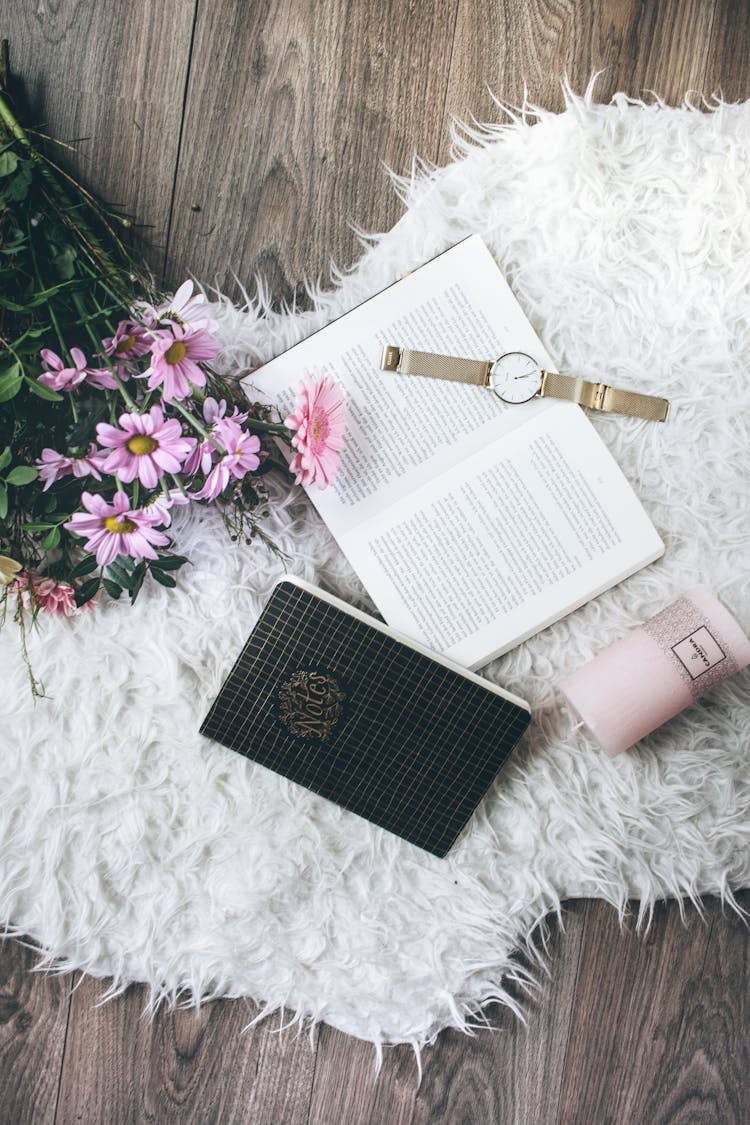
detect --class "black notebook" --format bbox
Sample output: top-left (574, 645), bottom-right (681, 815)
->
top-left (200, 578), bottom-right (531, 857)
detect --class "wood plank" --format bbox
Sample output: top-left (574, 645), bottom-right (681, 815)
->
top-left (0, 937), bottom-right (71, 1125)
top-left (705, 0), bottom-right (750, 103)
top-left (441, 0), bottom-right (715, 159)
top-left (55, 976), bottom-right (317, 1124)
top-left (557, 893), bottom-right (750, 1125)
top-left (165, 0), bottom-right (460, 300)
top-left (308, 902), bottom-right (587, 1125)
top-left (0, 0), bottom-right (197, 261)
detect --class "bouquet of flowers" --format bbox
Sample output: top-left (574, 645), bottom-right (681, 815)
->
top-left (0, 61), bottom-right (344, 659)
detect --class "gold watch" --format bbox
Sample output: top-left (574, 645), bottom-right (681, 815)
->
top-left (380, 345), bottom-right (669, 422)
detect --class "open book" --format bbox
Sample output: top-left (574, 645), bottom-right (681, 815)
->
top-left (241, 236), bottom-right (664, 669)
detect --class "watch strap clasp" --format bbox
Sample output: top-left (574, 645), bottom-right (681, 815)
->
top-left (380, 344), bottom-right (402, 372)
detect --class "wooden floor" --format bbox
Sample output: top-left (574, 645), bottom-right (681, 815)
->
top-left (2, 1), bottom-right (749, 1121)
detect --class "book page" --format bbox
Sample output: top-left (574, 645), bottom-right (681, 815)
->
top-left (338, 408), bottom-right (664, 668)
top-left (243, 235), bottom-right (561, 531)
top-left (242, 235), bottom-right (663, 666)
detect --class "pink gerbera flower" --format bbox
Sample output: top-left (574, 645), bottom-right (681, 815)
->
top-left (142, 324), bottom-right (220, 402)
top-left (38, 347), bottom-right (117, 392)
top-left (190, 418), bottom-right (261, 501)
top-left (96, 406), bottom-right (197, 490)
top-left (64, 491), bottom-right (169, 566)
top-left (284, 374), bottom-right (345, 489)
top-left (35, 444), bottom-right (105, 491)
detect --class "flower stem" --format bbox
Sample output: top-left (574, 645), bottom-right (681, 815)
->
top-left (170, 398), bottom-right (210, 440)
top-left (246, 418), bottom-right (290, 437)
top-left (71, 291), bottom-right (138, 411)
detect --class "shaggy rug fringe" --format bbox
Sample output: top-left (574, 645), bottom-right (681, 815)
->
top-left (1, 83), bottom-right (749, 1054)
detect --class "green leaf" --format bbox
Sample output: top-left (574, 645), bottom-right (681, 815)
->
top-left (129, 560), bottom-right (147, 604)
top-left (75, 577), bottom-right (100, 606)
top-left (0, 151), bottom-right (18, 177)
top-left (5, 160), bottom-right (33, 202)
top-left (106, 558), bottom-right (134, 587)
top-left (42, 525), bottom-right (61, 550)
top-left (50, 243), bottom-right (77, 281)
top-left (0, 483), bottom-right (7, 521)
top-left (72, 554), bottom-right (98, 578)
top-left (102, 578), bottom-right (123, 600)
top-left (26, 379), bottom-right (64, 403)
top-left (151, 554), bottom-right (189, 572)
top-left (5, 466), bottom-right (39, 486)
top-left (0, 447), bottom-right (11, 472)
top-left (0, 364), bottom-right (23, 402)
top-left (150, 567), bottom-right (177, 588)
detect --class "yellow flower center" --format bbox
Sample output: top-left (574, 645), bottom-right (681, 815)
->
top-left (104, 516), bottom-right (137, 535)
top-left (127, 434), bottom-right (158, 455)
top-left (164, 340), bottom-right (187, 365)
top-left (117, 334), bottom-right (136, 354)
top-left (310, 415), bottom-right (329, 446)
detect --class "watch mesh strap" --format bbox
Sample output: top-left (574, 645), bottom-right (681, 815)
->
top-left (541, 371), bottom-right (669, 422)
top-left (383, 345), bottom-right (490, 386)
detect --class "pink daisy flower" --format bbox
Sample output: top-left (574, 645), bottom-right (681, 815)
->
top-left (190, 418), bottom-right (261, 501)
top-left (35, 444), bottom-right (105, 491)
top-left (182, 397), bottom-right (249, 477)
top-left (64, 491), bottom-right (170, 566)
top-left (284, 374), bottom-right (345, 489)
top-left (134, 280), bottom-right (216, 332)
top-left (142, 324), bottom-right (220, 402)
top-left (38, 347), bottom-right (117, 392)
top-left (96, 406), bottom-right (197, 490)
top-left (102, 320), bottom-right (151, 361)
top-left (142, 487), bottom-right (191, 527)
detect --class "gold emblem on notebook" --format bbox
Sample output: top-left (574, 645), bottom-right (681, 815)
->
top-left (277, 670), bottom-right (346, 741)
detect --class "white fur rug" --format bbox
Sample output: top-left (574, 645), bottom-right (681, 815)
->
top-left (2, 87), bottom-right (750, 1052)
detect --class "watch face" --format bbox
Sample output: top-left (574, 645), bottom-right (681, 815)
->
top-left (488, 352), bottom-right (542, 403)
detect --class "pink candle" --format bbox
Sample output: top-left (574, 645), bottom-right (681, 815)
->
top-left (558, 586), bottom-right (750, 756)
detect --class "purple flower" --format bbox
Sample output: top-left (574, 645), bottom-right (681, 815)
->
top-left (142, 324), bottom-right (220, 403)
top-left (134, 280), bottom-right (215, 332)
top-left (182, 397), bottom-right (249, 477)
top-left (35, 444), bottom-right (106, 491)
top-left (64, 491), bottom-right (170, 566)
top-left (102, 320), bottom-right (151, 361)
top-left (38, 347), bottom-right (118, 392)
top-left (190, 418), bottom-right (261, 501)
top-left (96, 406), bottom-right (197, 490)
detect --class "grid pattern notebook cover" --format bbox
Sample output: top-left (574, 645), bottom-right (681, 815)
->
top-left (200, 579), bottom-right (531, 857)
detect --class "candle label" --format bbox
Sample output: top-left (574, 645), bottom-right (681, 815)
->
top-left (643, 597), bottom-right (737, 698)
